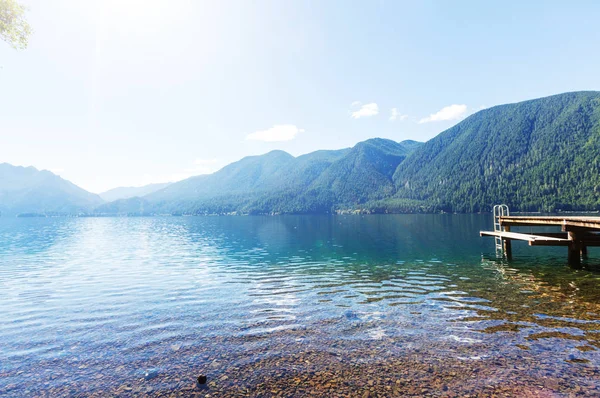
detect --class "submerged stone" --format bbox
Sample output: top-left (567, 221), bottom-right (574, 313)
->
top-left (344, 310), bottom-right (360, 320)
top-left (144, 369), bottom-right (158, 380)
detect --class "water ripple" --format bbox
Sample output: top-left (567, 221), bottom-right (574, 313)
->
top-left (0, 215), bottom-right (599, 395)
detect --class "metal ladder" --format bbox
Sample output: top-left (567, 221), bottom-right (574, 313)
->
top-left (493, 204), bottom-right (509, 255)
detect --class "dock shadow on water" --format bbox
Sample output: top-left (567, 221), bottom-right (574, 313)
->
top-left (0, 214), bottom-right (599, 396)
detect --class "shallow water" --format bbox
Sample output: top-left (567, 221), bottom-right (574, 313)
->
top-left (0, 215), bottom-right (599, 396)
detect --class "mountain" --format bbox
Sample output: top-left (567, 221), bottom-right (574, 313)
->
top-left (391, 91), bottom-right (600, 212)
top-left (0, 164), bottom-right (104, 216)
top-left (307, 138), bottom-right (416, 204)
top-left (147, 150), bottom-right (296, 203)
top-left (13, 91), bottom-right (600, 217)
top-left (99, 182), bottom-right (172, 202)
top-left (94, 139), bottom-right (423, 215)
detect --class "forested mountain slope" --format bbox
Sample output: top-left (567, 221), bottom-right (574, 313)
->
top-left (95, 139), bottom-right (422, 215)
top-left (307, 138), bottom-right (417, 204)
top-left (237, 138), bottom-right (421, 214)
top-left (392, 91), bottom-right (600, 212)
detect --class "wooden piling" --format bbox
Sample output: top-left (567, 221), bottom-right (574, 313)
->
top-left (567, 231), bottom-right (582, 268)
top-left (581, 245), bottom-right (588, 258)
top-left (503, 225), bottom-right (512, 260)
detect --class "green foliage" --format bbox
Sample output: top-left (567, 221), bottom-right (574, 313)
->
top-left (306, 138), bottom-right (415, 205)
top-left (360, 198), bottom-right (445, 214)
top-left (393, 91), bottom-right (600, 213)
top-left (0, 0), bottom-right (31, 50)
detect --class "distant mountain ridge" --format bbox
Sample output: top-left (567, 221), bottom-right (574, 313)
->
top-left (0, 164), bottom-right (104, 216)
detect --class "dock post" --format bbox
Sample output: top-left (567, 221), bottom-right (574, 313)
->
top-left (581, 245), bottom-right (588, 259)
top-left (567, 231), bottom-right (582, 268)
top-left (503, 225), bottom-right (512, 260)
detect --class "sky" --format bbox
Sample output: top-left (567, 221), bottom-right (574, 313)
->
top-left (1, 0), bottom-right (600, 193)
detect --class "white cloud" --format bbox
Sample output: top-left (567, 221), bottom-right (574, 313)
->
top-left (246, 125), bottom-right (304, 142)
top-left (389, 108), bottom-right (408, 121)
top-left (351, 102), bottom-right (379, 119)
top-left (419, 104), bottom-right (468, 124)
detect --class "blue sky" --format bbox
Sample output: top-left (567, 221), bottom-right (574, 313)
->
top-left (2, 0), bottom-right (599, 193)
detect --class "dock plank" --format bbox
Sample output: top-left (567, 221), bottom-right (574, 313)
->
top-left (479, 230), bottom-right (570, 242)
top-left (499, 216), bottom-right (600, 230)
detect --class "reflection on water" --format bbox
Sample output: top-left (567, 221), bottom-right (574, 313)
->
top-left (0, 215), bottom-right (599, 396)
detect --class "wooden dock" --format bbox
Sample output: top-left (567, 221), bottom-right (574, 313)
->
top-left (480, 211), bottom-right (600, 266)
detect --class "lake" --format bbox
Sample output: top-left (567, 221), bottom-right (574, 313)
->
top-left (0, 215), bottom-right (599, 396)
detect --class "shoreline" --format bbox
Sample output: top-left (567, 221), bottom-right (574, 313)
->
top-left (5, 209), bottom-right (600, 218)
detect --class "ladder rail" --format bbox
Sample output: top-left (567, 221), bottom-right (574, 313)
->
top-left (492, 205), bottom-right (510, 255)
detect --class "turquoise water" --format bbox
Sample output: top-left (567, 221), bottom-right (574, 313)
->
top-left (0, 215), bottom-right (599, 396)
